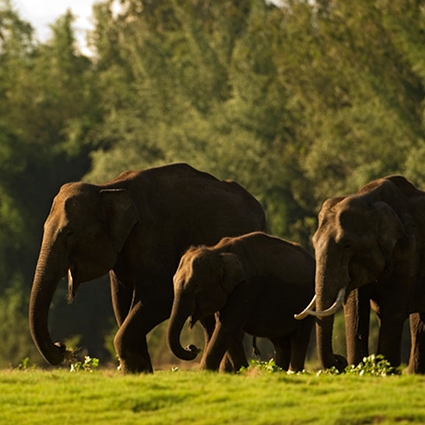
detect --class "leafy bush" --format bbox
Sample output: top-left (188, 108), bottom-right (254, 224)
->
top-left (239, 359), bottom-right (301, 375)
top-left (318, 355), bottom-right (399, 377)
top-left (61, 346), bottom-right (100, 372)
top-left (69, 356), bottom-right (100, 373)
top-left (17, 357), bottom-right (37, 371)
top-left (240, 355), bottom-right (398, 377)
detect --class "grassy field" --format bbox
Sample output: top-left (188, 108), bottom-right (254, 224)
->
top-left (1, 364), bottom-right (425, 425)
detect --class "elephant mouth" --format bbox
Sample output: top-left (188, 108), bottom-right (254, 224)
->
top-left (189, 312), bottom-right (200, 329)
top-left (189, 299), bottom-right (203, 329)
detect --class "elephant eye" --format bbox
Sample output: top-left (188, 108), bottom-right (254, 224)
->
top-left (61, 227), bottom-right (75, 243)
top-left (338, 237), bottom-right (352, 250)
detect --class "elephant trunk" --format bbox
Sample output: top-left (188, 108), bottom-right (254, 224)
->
top-left (316, 315), bottom-right (339, 369)
top-left (314, 264), bottom-right (349, 372)
top-left (28, 249), bottom-right (67, 365)
top-left (167, 291), bottom-right (200, 361)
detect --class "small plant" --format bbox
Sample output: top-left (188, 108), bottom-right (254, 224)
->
top-left (317, 366), bottom-right (341, 376)
top-left (239, 359), bottom-right (311, 375)
top-left (317, 354), bottom-right (398, 376)
top-left (239, 359), bottom-right (283, 374)
top-left (63, 346), bottom-right (80, 364)
top-left (62, 346), bottom-right (100, 372)
top-left (69, 355), bottom-right (100, 373)
top-left (17, 357), bottom-right (37, 371)
top-left (345, 354), bottom-right (398, 376)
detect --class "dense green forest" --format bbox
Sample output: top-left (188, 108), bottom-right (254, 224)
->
top-left (1, 0), bottom-right (425, 368)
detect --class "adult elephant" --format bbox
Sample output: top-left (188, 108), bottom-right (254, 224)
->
top-left (167, 232), bottom-right (315, 372)
top-left (29, 163), bottom-right (267, 373)
top-left (296, 175), bottom-right (425, 373)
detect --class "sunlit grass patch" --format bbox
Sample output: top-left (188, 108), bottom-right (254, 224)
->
top-left (0, 367), bottom-right (424, 424)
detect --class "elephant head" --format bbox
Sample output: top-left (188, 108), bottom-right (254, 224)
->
top-left (167, 246), bottom-right (245, 361)
top-left (29, 182), bottom-right (138, 365)
top-left (296, 193), bottom-right (404, 369)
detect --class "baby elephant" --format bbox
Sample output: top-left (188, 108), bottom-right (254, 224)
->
top-left (167, 231), bottom-right (315, 372)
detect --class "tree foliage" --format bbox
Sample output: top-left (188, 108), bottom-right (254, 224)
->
top-left (0, 0), bottom-right (424, 366)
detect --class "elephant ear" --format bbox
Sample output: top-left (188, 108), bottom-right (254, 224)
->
top-left (220, 252), bottom-right (246, 294)
top-left (374, 201), bottom-right (404, 261)
top-left (99, 189), bottom-right (139, 253)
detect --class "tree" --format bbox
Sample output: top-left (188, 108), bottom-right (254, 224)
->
top-left (274, 0), bottom-right (425, 203)
top-left (0, 3), bottom-right (104, 365)
top-left (1, 0), bottom-right (425, 367)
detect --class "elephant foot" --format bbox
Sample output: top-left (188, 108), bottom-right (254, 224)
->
top-left (321, 352), bottom-right (348, 373)
top-left (333, 354), bottom-right (348, 372)
top-left (219, 355), bottom-right (237, 373)
top-left (408, 357), bottom-right (425, 375)
top-left (118, 353), bottom-right (154, 374)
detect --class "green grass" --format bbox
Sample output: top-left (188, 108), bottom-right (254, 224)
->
top-left (1, 367), bottom-right (425, 425)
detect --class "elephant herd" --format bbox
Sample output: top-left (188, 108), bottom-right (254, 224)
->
top-left (28, 163), bottom-right (425, 374)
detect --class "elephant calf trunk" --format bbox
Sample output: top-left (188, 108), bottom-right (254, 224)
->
top-left (167, 326), bottom-right (201, 361)
top-left (167, 293), bottom-right (201, 361)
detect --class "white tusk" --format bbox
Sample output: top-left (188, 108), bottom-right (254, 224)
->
top-left (294, 295), bottom-right (317, 320)
top-left (67, 269), bottom-right (75, 303)
top-left (303, 287), bottom-right (346, 318)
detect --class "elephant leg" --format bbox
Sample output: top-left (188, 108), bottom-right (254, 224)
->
top-left (114, 284), bottom-right (173, 374)
top-left (200, 322), bottom-right (237, 371)
top-left (220, 331), bottom-right (248, 372)
top-left (200, 316), bottom-right (229, 370)
top-left (288, 317), bottom-right (314, 372)
top-left (114, 300), bottom-right (153, 373)
top-left (270, 337), bottom-right (290, 370)
top-left (201, 316), bottom-right (247, 372)
top-left (377, 274), bottom-right (412, 369)
top-left (344, 286), bottom-right (372, 365)
top-left (199, 315), bottom-right (215, 365)
top-left (377, 315), bottom-right (404, 369)
top-left (110, 271), bottom-right (134, 326)
top-left (408, 312), bottom-right (425, 374)
top-left (200, 316), bottom-right (230, 371)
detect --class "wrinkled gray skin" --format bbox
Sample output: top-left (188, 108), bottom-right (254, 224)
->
top-left (299, 175), bottom-right (425, 373)
top-left (167, 232), bottom-right (315, 372)
top-left (29, 163), bottom-right (267, 373)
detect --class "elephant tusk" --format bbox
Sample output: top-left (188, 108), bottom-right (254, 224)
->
top-left (303, 287), bottom-right (346, 318)
top-left (67, 269), bottom-right (76, 303)
top-left (294, 295), bottom-right (317, 320)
